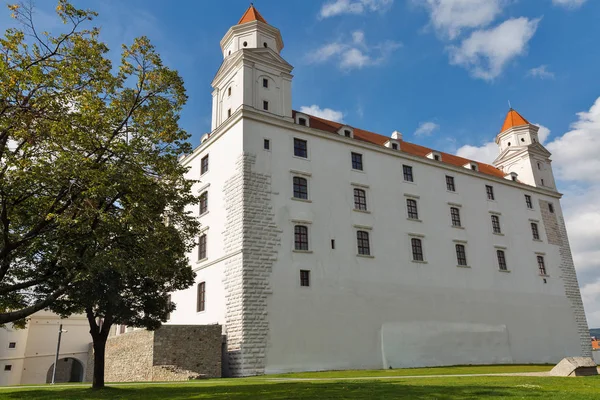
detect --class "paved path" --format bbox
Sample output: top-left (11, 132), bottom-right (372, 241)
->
top-left (0, 371), bottom-right (555, 390)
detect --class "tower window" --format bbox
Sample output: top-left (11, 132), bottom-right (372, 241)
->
top-left (263, 78), bottom-right (269, 88)
top-left (331, 239), bottom-right (335, 249)
top-left (411, 238), bottom-right (424, 261)
top-left (201, 155), bottom-right (209, 175)
top-left (507, 142), bottom-right (511, 146)
top-left (406, 199), bottom-right (419, 220)
top-left (521, 138), bottom-right (525, 142)
top-left (351, 152), bottom-right (363, 170)
top-left (243, 41), bottom-right (248, 47)
top-left (548, 203), bottom-right (554, 213)
top-left (455, 244), bottom-right (468, 266)
top-left (531, 223), bottom-right (540, 240)
top-left (357, 230), bottom-right (371, 256)
top-left (497, 250), bottom-right (507, 271)
top-left (228, 87), bottom-right (231, 96)
top-left (293, 176), bottom-right (308, 199)
top-left (491, 215), bottom-right (502, 234)
top-left (294, 225), bottom-right (309, 251)
top-left (300, 270), bottom-right (310, 287)
top-left (263, 101), bottom-right (269, 111)
top-left (537, 162), bottom-right (541, 170)
top-left (227, 108), bottom-right (231, 118)
top-left (537, 255), bottom-right (547, 275)
top-left (403, 165), bottom-right (413, 182)
top-left (263, 42), bottom-right (268, 48)
top-left (197, 282), bottom-right (205, 312)
top-left (228, 50), bottom-right (231, 55)
top-left (264, 138), bottom-right (270, 150)
top-left (541, 178), bottom-right (545, 186)
top-left (4, 365), bottom-right (12, 371)
top-left (353, 188), bottom-right (367, 211)
top-left (8, 342), bottom-right (16, 349)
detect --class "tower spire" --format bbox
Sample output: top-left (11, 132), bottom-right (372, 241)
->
top-left (238, 4), bottom-right (268, 25)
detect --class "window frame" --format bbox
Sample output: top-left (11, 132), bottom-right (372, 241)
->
top-left (525, 194), bottom-right (533, 209)
top-left (450, 207), bottom-right (461, 227)
top-left (294, 225), bottom-right (309, 251)
top-left (356, 230), bottom-right (371, 256)
top-left (548, 203), bottom-right (554, 213)
top-left (406, 198), bottom-right (419, 220)
top-left (446, 175), bottom-right (455, 192)
top-left (263, 78), bottom-right (269, 88)
top-left (497, 249), bottom-right (508, 271)
top-left (351, 152), bottom-right (363, 171)
top-left (298, 117), bottom-right (307, 126)
top-left (531, 222), bottom-right (540, 240)
top-left (403, 165), bottom-right (414, 182)
top-left (353, 188), bottom-right (367, 211)
top-left (300, 270), bottom-right (310, 287)
top-left (4, 365), bottom-right (12, 371)
top-left (292, 176), bottom-right (309, 200)
top-left (199, 191), bottom-right (208, 215)
top-left (485, 185), bottom-right (495, 200)
top-left (8, 342), bottom-right (16, 349)
top-left (411, 238), bottom-right (424, 261)
top-left (537, 255), bottom-right (547, 276)
top-left (198, 233), bottom-right (207, 260)
top-left (197, 282), bottom-right (206, 312)
top-left (263, 138), bottom-right (270, 150)
top-left (293, 138), bottom-right (308, 158)
top-left (491, 214), bottom-right (502, 234)
top-left (455, 244), bottom-right (468, 266)
top-left (201, 155), bottom-right (209, 175)
top-left (263, 100), bottom-right (269, 111)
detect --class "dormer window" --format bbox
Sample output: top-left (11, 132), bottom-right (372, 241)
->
top-left (426, 151), bottom-right (442, 161)
top-left (295, 113), bottom-right (310, 127)
top-left (504, 172), bottom-right (518, 182)
top-left (344, 130), bottom-right (351, 137)
top-left (463, 162), bottom-right (478, 171)
top-left (338, 126), bottom-right (354, 138)
top-left (392, 143), bottom-right (398, 150)
top-left (298, 117), bottom-right (307, 126)
top-left (263, 78), bottom-right (269, 88)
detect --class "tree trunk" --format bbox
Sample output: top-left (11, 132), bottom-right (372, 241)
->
top-left (92, 335), bottom-right (107, 389)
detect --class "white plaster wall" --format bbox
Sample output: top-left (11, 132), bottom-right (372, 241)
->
top-left (168, 119), bottom-right (244, 327)
top-left (0, 324), bottom-right (28, 386)
top-left (594, 351), bottom-right (599, 365)
top-left (244, 117), bottom-right (583, 373)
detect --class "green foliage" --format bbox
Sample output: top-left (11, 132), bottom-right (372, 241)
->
top-left (0, 0), bottom-right (199, 330)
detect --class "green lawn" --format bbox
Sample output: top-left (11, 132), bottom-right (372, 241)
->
top-left (2, 365), bottom-right (599, 399)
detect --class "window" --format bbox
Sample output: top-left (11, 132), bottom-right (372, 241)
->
top-left (471, 164), bottom-right (478, 172)
top-left (525, 195), bottom-right (533, 209)
top-left (403, 165), bottom-right (413, 182)
top-left (8, 342), bottom-right (16, 349)
top-left (450, 207), bottom-right (461, 227)
top-left (497, 250), bottom-right (507, 271)
top-left (228, 87), bottom-right (231, 96)
top-left (537, 255), bottom-right (547, 275)
top-left (227, 108), bottom-right (231, 118)
top-left (198, 234), bottom-right (207, 260)
top-left (446, 176), bottom-right (455, 192)
top-left (119, 324), bottom-right (126, 334)
top-left (537, 162), bottom-right (541, 170)
top-left (197, 282), bottom-right (205, 312)
top-left (411, 238), bottom-right (424, 261)
top-left (4, 365), bottom-right (12, 371)
top-left (243, 41), bottom-right (248, 47)
top-left (406, 199), bottom-right (419, 220)
top-left (264, 138), bottom-right (270, 150)
top-left (357, 230), bottom-right (371, 256)
top-left (541, 178), bottom-right (544, 186)
top-left (351, 152), bottom-right (363, 170)
top-left (392, 143), bottom-right (399, 150)
top-left (199, 192), bottom-right (208, 215)
top-left (298, 117), bottom-right (307, 126)
top-left (455, 244), bottom-right (467, 266)
top-left (353, 188), bottom-right (367, 211)
top-left (531, 222), bottom-right (540, 240)
top-left (434, 154), bottom-right (440, 161)
top-left (294, 225), bottom-right (309, 251)
top-left (263, 100), bottom-right (269, 111)
top-left (263, 78), bottom-right (269, 88)
top-left (294, 138), bottom-right (307, 158)
top-left (300, 270), bottom-right (310, 287)
top-left (331, 239), bottom-right (335, 249)
top-left (201, 155), bottom-right (209, 175)
top-left (548, 203), bottom-right (554, 213)
top-left (344, 130), bottom-right (351, 137)
top-left (263, 42), bottom-right (268, 48)
top-left (485, 185), bottom-right (494, 200)
top-left (491, 215), bottom-right (502, 234)
top-left (292, 176), bottom-right (308, 199)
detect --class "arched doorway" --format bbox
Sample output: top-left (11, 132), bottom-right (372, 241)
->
top-left (45, 357), bottom-right (84, 383)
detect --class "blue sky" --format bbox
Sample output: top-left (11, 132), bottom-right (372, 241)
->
top-left (2, 0), bottom-right (600, 327)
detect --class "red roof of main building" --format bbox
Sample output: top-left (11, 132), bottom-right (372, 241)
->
top-left (238, 4), bottom-right (268, 25)
top-left (293, 111), bottom-right (507, 179)
top-left (501, 108), bottom-right (530, 133)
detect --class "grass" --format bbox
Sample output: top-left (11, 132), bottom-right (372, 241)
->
top-left (1, 365), bottom-right (599, 399)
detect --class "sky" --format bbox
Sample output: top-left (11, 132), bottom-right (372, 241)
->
top-left (2, 0), bottom-right (600, 328)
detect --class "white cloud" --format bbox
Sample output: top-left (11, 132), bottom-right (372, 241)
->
top-left (414, 121), bottom-right (440, 136)
top-left (417, 0), bottom-right (504, 39)
top-left (528, 65), bottom-right (555, 79)
top-left (307, 31), bottom-right (401, 70)
top-left (455, 98), bottom-right (600, 327)
top-left (299, 105), bottom-right (345, 123)
top-left (448, 17), bottom-right (540, 80)
top-left (319, 0), bottom-right (393, 18)
top-left (552, 0), bottom-right (587, 9)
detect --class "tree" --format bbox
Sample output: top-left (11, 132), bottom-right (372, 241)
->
top-left (0, 1), bottom-right (200, 388)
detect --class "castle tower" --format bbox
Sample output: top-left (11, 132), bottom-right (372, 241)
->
top-left (493, 108), bottom-right (557, 190)
top-left (210, 4), bottom-right (293, 131)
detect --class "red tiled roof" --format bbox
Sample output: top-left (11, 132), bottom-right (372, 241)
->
top-left (293, 111), bottom-right (506, 179)
top-left (501, 109), bottom-right (530, 133)
top-left (238, 4), bottom-right (268, 25)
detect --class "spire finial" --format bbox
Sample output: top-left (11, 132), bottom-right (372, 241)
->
top-left (508, 100), bottom-right (512, 110)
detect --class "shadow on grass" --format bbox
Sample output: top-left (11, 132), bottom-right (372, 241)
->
top-left (1, 381), bottom-right (558, 400)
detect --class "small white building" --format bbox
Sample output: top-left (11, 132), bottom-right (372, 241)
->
top-left (166, 5), bottom-right (593, 377)
top-left (0, 311), bottom-right (89, 386)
